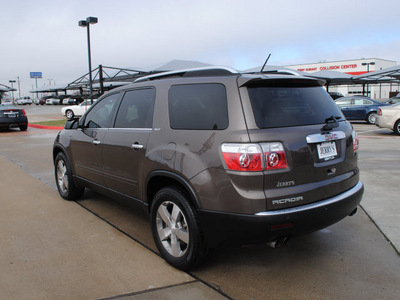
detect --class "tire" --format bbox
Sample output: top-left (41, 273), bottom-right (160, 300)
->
top-left (150, 187), bottom-right (205, 271)
top-left (367, 112), bottom-right (377, 124)
top-left (19, 125), bottom-right (27, 131)
top-left (54, 152), bottom-right (84, 200)
top-left (394, 120), bottom-right (400, 135)
top-left (65, 110), bottom-right (74, 119)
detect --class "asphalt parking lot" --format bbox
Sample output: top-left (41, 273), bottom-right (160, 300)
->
top-left (0, 105), bottom-right (399, 299)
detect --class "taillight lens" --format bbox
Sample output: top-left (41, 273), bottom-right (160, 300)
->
top-left (221, 144), bottom-right (263, 171)
top-left (261, 143), bottom-right (288, 170)
top-left (352, 130), bottom-right (359, 153)
top-left (22, 109), bottom-right (26, 116)
top-left (221, 142), bottom-right (288, 171)
top-left (378, 108), bottom-right (382, 116)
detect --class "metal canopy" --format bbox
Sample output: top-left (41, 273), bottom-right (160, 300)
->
top-left (31, 83), bottom-right (69, 93)
top-left (352, 65), bottom-right (400, 81)
top-left (301, 70), bottom-right (398, 86)
top-left (67, 65), bottom-right (146, 90)
top-left (305, 70), bottom-right (354, 85)
top-left (27, 60), bottom-right (400, 96)
top-left (243, 65), bottom-right (307, 76)
top-left (0, 84), bottom-right (17, 92)
top-left (137, 59), bottom-right (212, 73)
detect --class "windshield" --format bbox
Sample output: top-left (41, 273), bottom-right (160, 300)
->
top-left (247, 86), bottom-right (344, 129)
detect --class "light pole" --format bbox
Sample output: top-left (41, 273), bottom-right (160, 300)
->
top-left (362, 62), bottom-right (375, 96)
top-left (17, 77), bottom-right (21, 98)
top-left (9, 80), bottom-right (16, 100)
top-left (79, 16), bottom-right (98, 104)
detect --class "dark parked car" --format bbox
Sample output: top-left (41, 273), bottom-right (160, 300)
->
top-left (53, 67), bottom-right (364, 270)
top-left (335, 96), bottom-right (389, 124)
top-left (0, 104), bottom-right (28, 131)
top-left (328, 92), bottom-right (344, 100)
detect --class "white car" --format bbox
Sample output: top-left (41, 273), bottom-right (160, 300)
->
top-left (2, 99), bottom-right (13, 105)
top-left (46, 97), bottom-right (61, 105)
top-left (376, 103), bottom-right (400, 135)
top-left (16, 97), bottom-right (33, 105)
top-left (61, 100), bottom-right (94, 119)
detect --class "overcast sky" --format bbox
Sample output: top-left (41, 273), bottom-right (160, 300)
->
top-left (1, 0), bottom-right (400, 96)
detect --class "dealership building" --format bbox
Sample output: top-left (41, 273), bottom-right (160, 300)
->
top-left (286, 58), bottom-right (398, 99)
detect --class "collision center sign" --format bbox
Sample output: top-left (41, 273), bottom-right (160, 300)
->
top-left (297, 64), bottom-right (358, 72)
top-left (30, 72), bottom-right (42, 78)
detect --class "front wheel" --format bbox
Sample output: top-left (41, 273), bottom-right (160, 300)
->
top-left (150, 187), bottom-right (205, 271)
top-left (66, 110), bottom-right (74, 119)
top-left (54, 152), bottom-right (84, 200)
top-left (367, 112), bottom-right (377, 124)
top-left (394, 120), bottom-right (400, 135)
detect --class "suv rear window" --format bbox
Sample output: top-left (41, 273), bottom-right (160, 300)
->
top-left (169, 83), bottom-right (228, 130)
top-left (247, 86), bottom-right (344, 129)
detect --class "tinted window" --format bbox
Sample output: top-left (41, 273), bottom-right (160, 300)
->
top-left (169, 84), bottom-right (228, 130)
top-left (84, 93), bottom-right (120, 128)
top-left (114, 88), bottom-right (155, 128)
top-left (248, 86), bottom-right (344, 129)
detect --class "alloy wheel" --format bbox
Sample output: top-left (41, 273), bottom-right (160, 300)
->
top-left (156, 201), bottom-right (189, 258)
top-left (56, 159), bottom-right (69, 194)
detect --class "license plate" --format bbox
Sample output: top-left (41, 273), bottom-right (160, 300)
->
top-left (7, 113), bottom-right (16, 118)
top-left (317, 141), bottom-right (337, 160)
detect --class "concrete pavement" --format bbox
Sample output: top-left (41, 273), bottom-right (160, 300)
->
top-left (0, 154), bottom-right (225, 299)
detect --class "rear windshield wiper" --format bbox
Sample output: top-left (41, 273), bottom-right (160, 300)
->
top-left (322, 115), bottom-right (341, 132)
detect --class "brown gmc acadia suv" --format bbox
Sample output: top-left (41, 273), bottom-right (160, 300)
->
top-left (53, 67), bottom-right (364, 270)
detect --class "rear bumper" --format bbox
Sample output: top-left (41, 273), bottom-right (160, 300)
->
top-left (375, 116), bottom-right (392, 130)
top-left (198, 181), bottom-right (364, 247)
top-left (0, 116), bottom-right (28, 128)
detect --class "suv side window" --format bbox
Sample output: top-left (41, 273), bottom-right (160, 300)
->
top-left (114, 88), bottom-right (155, 128)
top-left (84, 93), bottom-right (120, 128)
top-left (168, 83), bottom-right (228, 130)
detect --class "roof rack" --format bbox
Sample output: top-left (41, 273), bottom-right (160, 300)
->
top-left (134, 66), bottom-right (239, 82)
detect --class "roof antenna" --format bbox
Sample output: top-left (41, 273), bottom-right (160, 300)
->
top-left (260, 54), bottom-right (271, 73)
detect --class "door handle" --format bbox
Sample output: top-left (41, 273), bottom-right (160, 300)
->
top-left (131, 143), bottom-right (144, 150)
top-left (92, 140), bottom-right (101, 145)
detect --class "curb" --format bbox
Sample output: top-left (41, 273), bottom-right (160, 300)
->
top-left (29, 124), bottom-right (64, 130)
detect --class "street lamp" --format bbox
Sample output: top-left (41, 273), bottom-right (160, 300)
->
top-left (362, 62), bottom-right (375, 96)
top-left (79, 16), bottom-right (98, 104)
top-left (9, 80), bottom-right (16, 100)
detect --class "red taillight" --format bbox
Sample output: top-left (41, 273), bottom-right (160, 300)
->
top-left (378, 108), bottom-right (382, 116)
top-left (22, 109), bottom-right (26, 116)
top-left (221, 144), bottom-right (263, 171)
top-left (262, 143), bottom-right (288, 170)
top-left (221, 142), bottom-right (288, 172)
top-left (352, 130), bottom-right (359, 153)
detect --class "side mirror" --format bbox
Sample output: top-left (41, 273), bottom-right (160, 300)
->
top-left (64, 118), bottom-right (80, 129)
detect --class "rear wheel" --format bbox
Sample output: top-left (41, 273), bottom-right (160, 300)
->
top-left (55, 152), bottom-right (84, 200)
top-left (367, 112), bottom-right (377, 124)
top-left (19, 125), bottom-right (27, 131)
top-left (394, 120), bottom-right (400, 135)
top-left (150, 187), bottom-right (205, 270)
